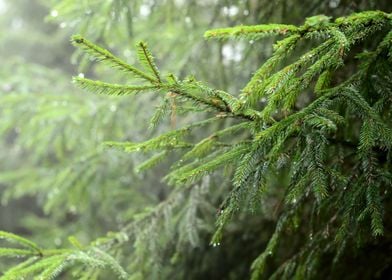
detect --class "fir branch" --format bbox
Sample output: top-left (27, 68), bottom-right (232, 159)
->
top-left (137, 41), bottom-right (162, 83)
top-left (204, 24), bottom-right (298, 40)
top-left (73, 77), bottom-right (161, 96)
top-left (241, 34), bottom-right (301, 104)
top-left (136, 151), bottom-right (168, 172)
top-left (0, 257), bottom-right (39, 280)
top-left (71, 35), bottom-right (157, 82)
top-left (173, 144), bottom-right (250, 184)
top-left (0, 231), bottom-right (42, 255)
top-left (0, 248), bottom-right (37, 258)
top-left (105, 117), bottom-right (219, 153)
top-left (149, 96), bottom-right (171, 129)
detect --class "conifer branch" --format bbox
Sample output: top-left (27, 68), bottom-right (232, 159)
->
top-left (73, 77), bottom-right (161, 96)
top-left (71, 35), bottom-right (157, 82)
top-left (137, 41), bottom-right (162, 83)
top-left (204, 24), bottom-right (298, 40)
top-left (3, 9), bottom-right (392, 280)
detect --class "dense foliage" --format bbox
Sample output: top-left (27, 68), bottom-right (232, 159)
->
top-left (0, 1), bottom-right (391, 279)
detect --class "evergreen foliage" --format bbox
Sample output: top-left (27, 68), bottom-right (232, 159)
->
top-left (1, 1), bottom-right (392, 279)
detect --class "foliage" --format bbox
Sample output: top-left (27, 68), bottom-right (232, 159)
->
top-left (1, 1), bottom-right (392, 279)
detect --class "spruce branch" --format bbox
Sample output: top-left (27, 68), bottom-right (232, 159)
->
top-left (71, 35), bottom-right (157, 82)
top-left (137, 41), bottom-right (162, 83)
top-left (204, 24), bottom-right (298, 40)
top-left (6, 10), bottom-right (390, 279)
top-left (0, 231), bottom-right (42, 255)
top-left (73, 77), bottom-right (161, 96)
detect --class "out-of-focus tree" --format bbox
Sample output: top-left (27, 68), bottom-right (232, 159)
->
top-left (0, 0), bottom-right (391, 279)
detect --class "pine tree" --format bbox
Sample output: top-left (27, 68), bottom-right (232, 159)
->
top-left (1, 1), bottom-right (392, 279)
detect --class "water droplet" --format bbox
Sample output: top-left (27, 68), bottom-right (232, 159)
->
top-left (50, 10), bottom-right (58, 17)
top-left (249, 40), bottom-right (254, 44)
top-left (78, 73), bottom-right (85, 78)
top-left (59, 22), bottom-right (67, 28)
top-left (268, 251), bottom-right (273, 255)
top-left (212, 243), bottom-right (217, 247)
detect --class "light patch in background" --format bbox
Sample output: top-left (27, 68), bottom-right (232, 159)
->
top-left (222, 5), bottom-right (239, 17)
top-left (11, 18), bottom-right (23, 29)
top-left (0, 0), bottom-right (7, 14)
top-left (50, 9), bottom-right (58, 17)
top-left (139, 4), bottom-right (151, 17)
top-left (222, 43), bottom-right (244, 64)
top-left (329, 0), bottom-right (340, 8)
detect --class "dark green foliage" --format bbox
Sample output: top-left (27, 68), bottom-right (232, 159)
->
top-left (1, 2), bottom-right (392, 280)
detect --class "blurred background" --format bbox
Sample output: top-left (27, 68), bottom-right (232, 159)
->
top-left (0, 0), bottom-right (390, 278)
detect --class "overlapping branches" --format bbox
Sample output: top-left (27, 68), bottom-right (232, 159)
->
top-left (2, 10), bottom-right (392, 280)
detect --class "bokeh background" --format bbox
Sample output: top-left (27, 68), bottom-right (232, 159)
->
top-left (0, 0), bottom-right (390, 279)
